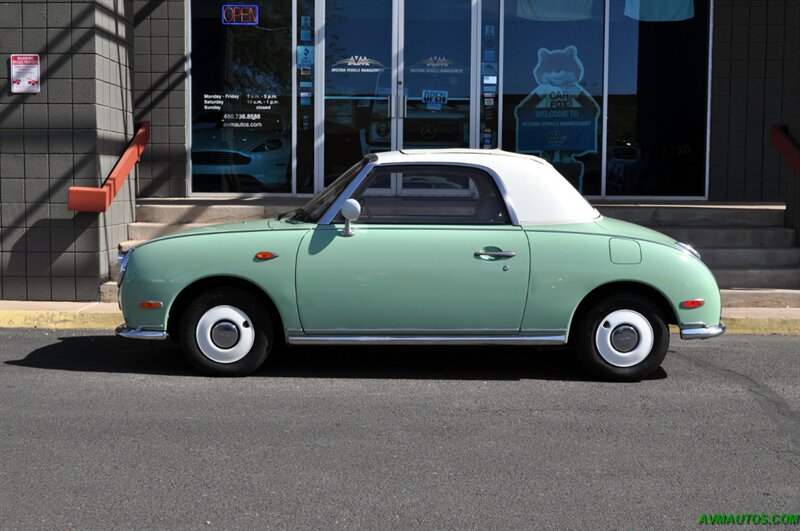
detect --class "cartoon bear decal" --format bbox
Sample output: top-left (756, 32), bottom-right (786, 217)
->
top-left (515, 45), bottom-right (600, 192)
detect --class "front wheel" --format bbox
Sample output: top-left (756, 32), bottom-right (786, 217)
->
top-left (575, 294), bottom-right (669, 381)
top-left (179, 287), bottom-right (273, 376)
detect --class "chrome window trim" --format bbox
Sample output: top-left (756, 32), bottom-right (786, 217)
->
top-left (318, 160), bottom-right (378, 225)
top-left (319, 160), bottom-right (521, 226)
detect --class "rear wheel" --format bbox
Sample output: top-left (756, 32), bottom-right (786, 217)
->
top-left (179, 287), bottom-right (272, 376)
top-left (575, 294), bottom-right (669, 381)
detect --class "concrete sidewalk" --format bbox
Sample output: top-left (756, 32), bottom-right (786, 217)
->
top-left (1, 299), bottom-right (798, 335)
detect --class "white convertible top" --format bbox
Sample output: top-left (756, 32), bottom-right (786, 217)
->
top-left (374, 149), bottom-right (601, 226)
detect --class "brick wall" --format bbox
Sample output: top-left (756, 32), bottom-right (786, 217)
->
top-left (709, 0), bottom-right (800, 203)
top-left (133, 0), bottom-right (187, 197)
top-left (0, 0), bottom-right (135, 301)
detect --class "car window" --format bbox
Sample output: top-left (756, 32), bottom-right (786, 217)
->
top-left (339, 165), bottom-right (509, 225)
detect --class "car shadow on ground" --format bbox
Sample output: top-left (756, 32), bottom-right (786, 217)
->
top-left (6, 335), bottom-right (667, 382)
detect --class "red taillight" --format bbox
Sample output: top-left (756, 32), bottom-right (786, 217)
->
top-left (680, 299), bottom-right (705, 309)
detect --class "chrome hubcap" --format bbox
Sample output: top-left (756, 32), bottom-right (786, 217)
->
top-left (211, 321), bottom-right (239, 349)
top-left (195, 305), bottom-right (256, 364)
top-left (610, 325), bottom-right (638, 353)
top-left (595, 309), bottom-right (654, 367)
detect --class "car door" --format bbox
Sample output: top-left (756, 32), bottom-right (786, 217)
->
top-left (295, 164), bottom-right (531, 334)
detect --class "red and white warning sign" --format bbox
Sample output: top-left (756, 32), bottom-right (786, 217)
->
top-left (10, 54), bottom-right (40, 94)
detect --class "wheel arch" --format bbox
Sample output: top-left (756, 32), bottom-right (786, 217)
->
top-left (166, 276), bottom-right (286, 343)
top-left (567, 281), bottom-right (678, 343)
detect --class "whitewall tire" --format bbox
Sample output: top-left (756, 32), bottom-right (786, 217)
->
top-left (179, 287), bottom-right (272, 376)
top-left (576, 294), bottom-right (669, 381)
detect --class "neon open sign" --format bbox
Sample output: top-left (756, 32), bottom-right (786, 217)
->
top-left (221, 4), bottom-right (259, 25)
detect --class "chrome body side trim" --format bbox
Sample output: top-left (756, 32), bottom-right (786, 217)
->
top-left (679, 323), bottom-right (725, 340)
top-left (287, 334), bottom-right (566, 346)
top-left (115, 325), bottom-right (169, 340)
top-left (302, 327), bottom-right (521, 335)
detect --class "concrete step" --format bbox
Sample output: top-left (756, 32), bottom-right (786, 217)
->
top-left (721, 289), bottom-right (800, 308)
top-left (100, 281), bottom-right (118, 303)
top-left (712, 267), bottom-right (800, 289)
top-left (136, 198), bottom-right (305, 220)
top-left (109, 257), bottom-right (121, 283)
top-left (596, 204), bottom-right (785, 227)
top-left (118, 240), bottom-right (146, 253)
top-left (136, 202), bottom-right (304, 223)
top-left (655, 226), bottom-right (796, 248)
top-left (699, 247), bottom-right (800, 268)
top-left (128, 222), bottom-right (215, 241)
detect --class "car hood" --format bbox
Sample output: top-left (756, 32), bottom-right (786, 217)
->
top-left (143, 220), bottom-right (274, 244)
top-left (140, 218), bottom-right (317, 246)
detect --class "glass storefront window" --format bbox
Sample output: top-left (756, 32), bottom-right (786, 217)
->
top-left (296, 0), bottom-right (315, 193)
top-left (501, 0), bottom-right (605, 195)
top-left (188, 0), bottom-right (711, 198)
top-left (323, 0), bottom-right (393, 185)
top-left (481, 0), bottom-right (501, 149)
top-left (191, 0), bottom-right (292, 193)
top-left (606, 0), bottom-right (709, 196)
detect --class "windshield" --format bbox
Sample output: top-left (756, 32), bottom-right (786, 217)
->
top-left (281, 158), bottom-right (370, 223)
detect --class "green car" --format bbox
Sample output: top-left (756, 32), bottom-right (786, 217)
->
top-left (117, 150), bottom-right (724, 380)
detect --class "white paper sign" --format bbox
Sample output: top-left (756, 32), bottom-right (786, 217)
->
top-left (10, 54), bottom-right (40, 93)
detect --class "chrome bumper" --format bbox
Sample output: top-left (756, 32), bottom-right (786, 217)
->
top-left (115, 325), bottom-right (169, 340)
top-left (680, 323), bottom-right (726, 340)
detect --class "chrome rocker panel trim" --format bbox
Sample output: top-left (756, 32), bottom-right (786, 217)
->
top-left (679, 323), bottom-right (726, 340)
top-left (115, 325), bottom-right (169, 340)
top-left (287, 334), bottom-right (566, 346)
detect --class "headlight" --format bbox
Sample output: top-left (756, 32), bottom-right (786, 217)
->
top-left (118, 247), bottom-right (135, 282)
top-left (675, 241), bottom-right (701, 261)
top-left (251, 139), bottom-right (282, 152)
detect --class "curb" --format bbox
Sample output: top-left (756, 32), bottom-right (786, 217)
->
top-left (1, 310), bottom-right (798, 335)
top-left (0, 310), bottom-right (123, 330)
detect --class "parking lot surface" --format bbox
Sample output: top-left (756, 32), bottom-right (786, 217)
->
top-left (1, 330), bottom-right (798, 529)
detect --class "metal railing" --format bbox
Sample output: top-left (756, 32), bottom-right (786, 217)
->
top-left (771, 124), bottom-right (800, 234)
top-left (67, 121), bottom-right (150, 213)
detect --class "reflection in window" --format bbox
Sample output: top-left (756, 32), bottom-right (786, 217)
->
top-left (501, 0), bottom-right (604, 195)
top-left (191, 1), bottom-right (292, 193)
top-left (606, 0), bottom-right (707, 196)
top-left (343, 166), bottom-right (508, 225)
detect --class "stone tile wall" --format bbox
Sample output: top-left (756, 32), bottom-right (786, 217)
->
top-left (709, 0), bottom-right (800, 205)
top-left (0, 0), bottom-right (135, 301)
top-left (133, 0), bottom-right (187, 198)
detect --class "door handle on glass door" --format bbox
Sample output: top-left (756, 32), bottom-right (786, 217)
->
top-left (474, 250), bottom-right (516, 259)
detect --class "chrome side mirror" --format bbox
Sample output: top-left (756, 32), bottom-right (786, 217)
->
top-left (340, 198), bottom-right (361, 237)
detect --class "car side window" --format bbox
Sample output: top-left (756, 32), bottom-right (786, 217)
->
top-left (338, 165), bottom-right (509, 225)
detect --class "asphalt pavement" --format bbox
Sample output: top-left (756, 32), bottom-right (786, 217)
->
top-left (0, 330), bottom-right (798, 529)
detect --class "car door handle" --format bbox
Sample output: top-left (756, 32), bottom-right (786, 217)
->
top-left (474, 250), bottom-right (516, 259)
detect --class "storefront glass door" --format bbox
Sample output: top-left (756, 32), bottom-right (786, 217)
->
top-left (323, 0), bottom-right (474, 184)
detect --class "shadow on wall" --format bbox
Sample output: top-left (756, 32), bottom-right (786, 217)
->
top-left (3, 152), bottom-right (106, 282)
top-left (0, 0), bottom-right (190, 292)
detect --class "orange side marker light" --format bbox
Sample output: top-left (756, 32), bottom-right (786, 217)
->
top-left (255, 252), bottom-right (278, 261)
top-left (139, 301), bottom-right (163, 309)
